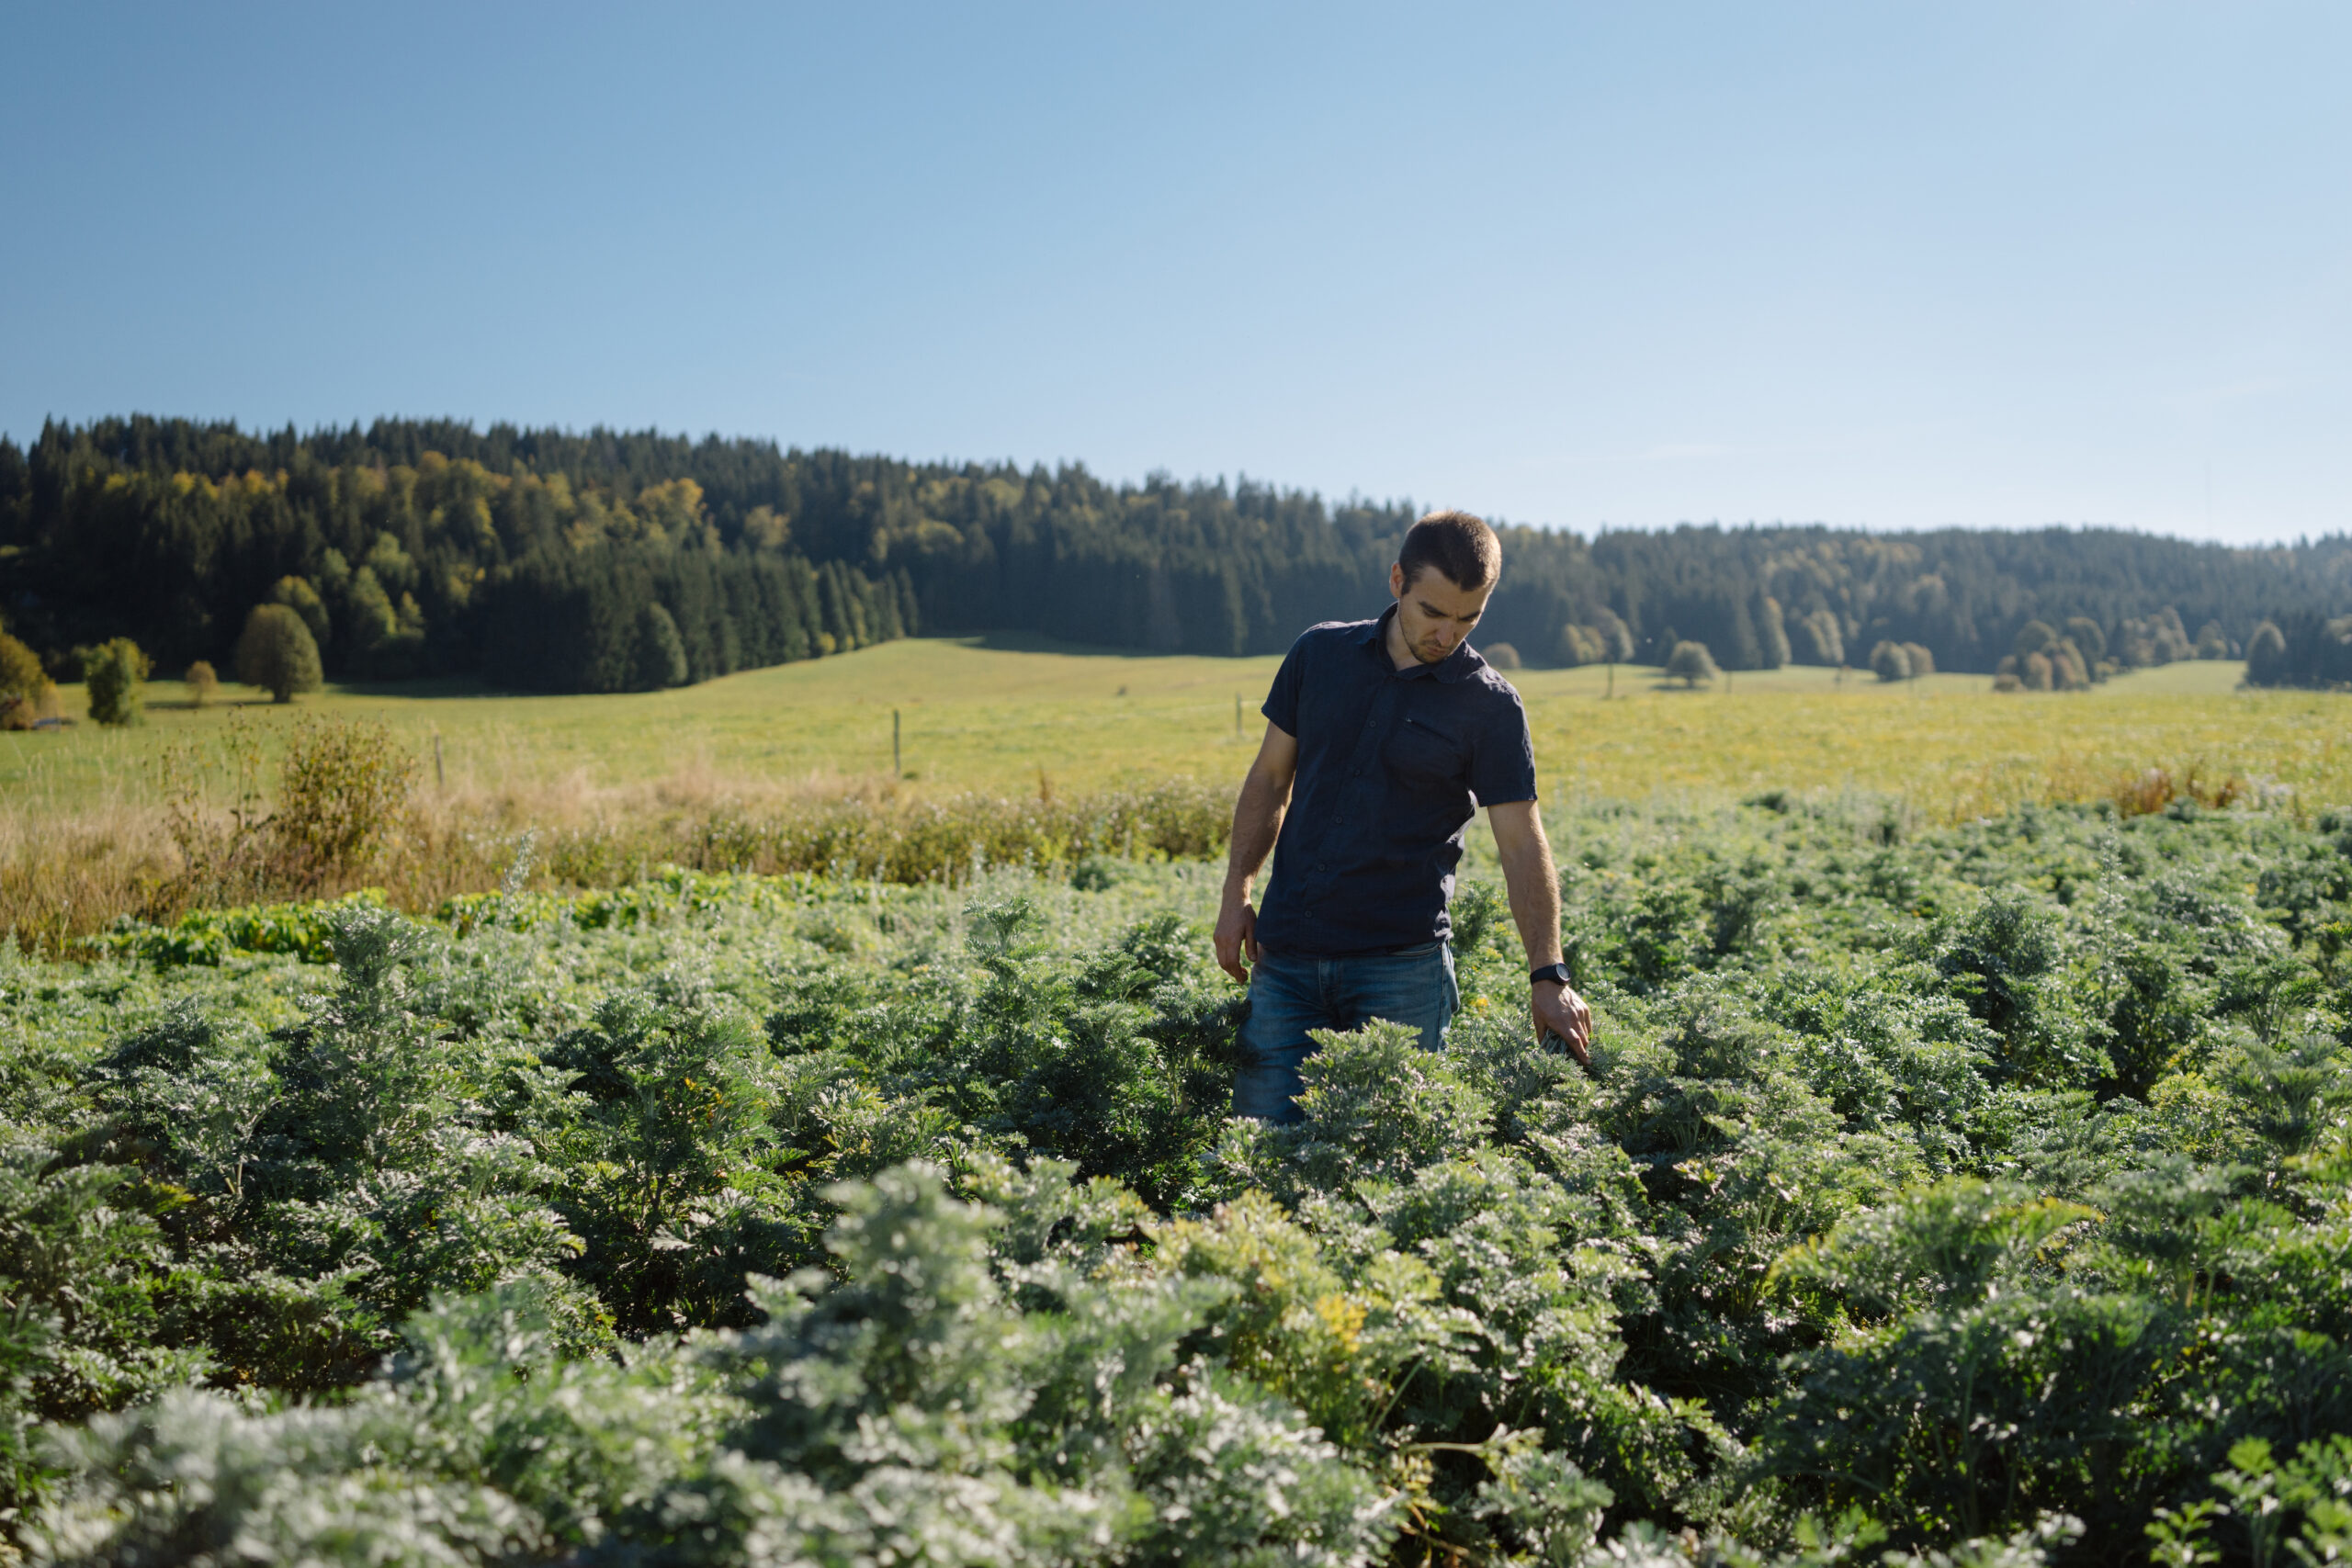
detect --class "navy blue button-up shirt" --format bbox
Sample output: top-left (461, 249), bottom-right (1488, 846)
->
top-left (1254, 606), bottom-right (1538, 956)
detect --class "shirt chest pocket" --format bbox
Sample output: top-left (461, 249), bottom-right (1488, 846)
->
top-left (1385, 714), bottom-right (1468, 793)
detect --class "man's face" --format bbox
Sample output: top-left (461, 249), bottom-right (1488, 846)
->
top-left (1388, 561), bottom-right (1495, 665)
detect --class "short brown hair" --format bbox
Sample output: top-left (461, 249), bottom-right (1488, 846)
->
top-left (1397, 509), bottom-right (1500, 592)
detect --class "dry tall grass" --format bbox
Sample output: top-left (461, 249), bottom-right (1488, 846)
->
top-left (8, 647), bottom-right (2343, 957)
top-left (1, 729), bottom-right (1232, 957)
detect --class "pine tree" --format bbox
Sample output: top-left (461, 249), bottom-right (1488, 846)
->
top-left (632, 603), bottom-right (688, 690)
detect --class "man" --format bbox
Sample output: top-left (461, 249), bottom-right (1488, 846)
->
top-left (1215, 509), bottom-right (1593, 1122)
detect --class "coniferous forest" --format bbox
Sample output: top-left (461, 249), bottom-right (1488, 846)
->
top-left (2, 416), bottom-right (2348, 692)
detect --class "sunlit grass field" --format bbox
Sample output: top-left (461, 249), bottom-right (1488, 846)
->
top-left (6, 635), bottom-right (2343, 822)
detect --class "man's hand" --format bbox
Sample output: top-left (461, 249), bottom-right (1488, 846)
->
top-left (1215, 894), bottom-right (1261, 985)
top-left (1532, 978), bottom-right (1593, 1066)
top-left (1216, 721), bottom-right (1297, 987)
top-left (1488, 799), bottom-right (1593, 1064)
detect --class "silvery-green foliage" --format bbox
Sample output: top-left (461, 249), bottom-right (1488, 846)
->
top-left (231, 907), bottom-right (594, 1378)
top-left (629, 1162), bottom-right (1381, 1568)
top-left (1877, 1513), bottom-right (2083, 1568)
top-left (1216, 1020), bottom-right (1494, 1202)
top-left (1913, 892), bottom-right (2089, 1086)
top-left (943, 898), bottom-right (1209, 1204)
top-left (10, 798), bottom-right (2352, 1558)
top-left (538, 981), bottom-right (810, 1334)
top-left (959, 1153), bottom-right (1152, 1281)
top-left (1574, 1510), bottom-right (2081, 1567)
top-left (1470, 1441), bottom-right (1613, 1565)
top-left (1756, 978), bottom-right (1993, 1177)
top-left (2222, 1031), bottom-right (2352, 1158)
top-left (76, 998), bottom-right (276, 1209)
top-left (1583, 979), bottom-right (1918, 1425)
top-left (32, 1387), bottom-right (556, 1568)
top-left (1358, 1148), bottom-right (1669, 1499)
top-left (29, 1280), bottom-right (740, 1568)
top-left (32, 1166), bottom-right (1388, 1568)
top-left (1121, 1371), bottom-right (1389, 1568)
top-left (0, 1148), bottom-right (210, 1512)
top-left (1769, 1179), bottom-right (2097, 1324)
top-left (1763, 1279), bottom-right (2163, 1542)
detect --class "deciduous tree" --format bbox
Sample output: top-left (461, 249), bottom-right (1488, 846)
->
top-left (235, 604), bottom-right (323, 703)
top-left (1665, 640), bottom-right (1718, 687)
top-left (85, 637), bottom-right (151, 726)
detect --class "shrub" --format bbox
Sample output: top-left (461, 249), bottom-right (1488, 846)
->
top-left (234, 604), bottom-right (323, 703)
top-left (2024, 650), bottom-right (2054, 690)
top-left (1279, 1018), bottom-right (1492, 1192)
top-left (2013, 620), bottom-right (2057, 662)
top-left (183, 660), bottom-right (220, 708)
top-left (267, 720), bottom-right (417, 891)
top-left (0, 632), bottom-right (47, 729)
top-left (1901, 641), bottom-right (1935, 678)
top-left (83, 637), bottom-right (150, 727)
top-left (1665, 640), bottom-right (1719, 687)
top-left (1484, 641), bottom-right (1521, 671)
top-left (1870, 640), bottom-right (1911, 682)
top-left (0, 632), bottom-right (42, 706)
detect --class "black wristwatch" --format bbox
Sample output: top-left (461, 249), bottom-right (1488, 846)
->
top-left (1530, 963), bottom-right (1573, 988)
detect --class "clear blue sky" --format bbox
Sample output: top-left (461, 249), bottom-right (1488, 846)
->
top-left (4, 2), bottom-right (2346, 545)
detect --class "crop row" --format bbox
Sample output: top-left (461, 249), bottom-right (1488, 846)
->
top-left (0, 795), bottom-right (2347, 1563)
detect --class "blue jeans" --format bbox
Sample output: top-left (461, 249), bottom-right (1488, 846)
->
top-left (1231, 942), bottom-right (1458, 1124)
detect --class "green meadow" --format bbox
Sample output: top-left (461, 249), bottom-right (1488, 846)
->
top-left (6, 636), bottom-right (2341, 823)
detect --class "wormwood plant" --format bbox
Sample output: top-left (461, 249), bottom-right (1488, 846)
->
top-left (77, 906), bottom-right (605, 1391)
top-left (539, 980), bottom-right (810, 1335)
top-left (4, 792), bottom-right (2352, 1562)
top-left (30, 1165), bottom-right (1396, 1568)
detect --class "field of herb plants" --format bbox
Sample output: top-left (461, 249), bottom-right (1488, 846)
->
top-left (2, 787), bottom-right (2348, 1566)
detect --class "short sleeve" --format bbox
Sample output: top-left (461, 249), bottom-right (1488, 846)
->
top-left (1261, 637), bottom-right (1307, 736)
top-left (1469, 688), bottom-right (1537, 806)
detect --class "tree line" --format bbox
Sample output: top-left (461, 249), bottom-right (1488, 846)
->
top-left (2, 415), bottom-right (2346, 692)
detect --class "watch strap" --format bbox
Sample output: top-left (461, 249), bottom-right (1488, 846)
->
top-left (1530, 963), bottom-right (1573, 987)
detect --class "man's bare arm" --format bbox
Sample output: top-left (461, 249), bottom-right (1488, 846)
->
top-left (1215, 722), bottom-right (1300, 983)
top-left (1487, 798), bottom-right (1594, 1063)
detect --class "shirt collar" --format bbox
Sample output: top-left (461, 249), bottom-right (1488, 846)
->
top-left (1359, 604), bottom-right (1487, 683)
